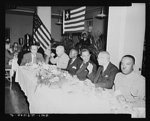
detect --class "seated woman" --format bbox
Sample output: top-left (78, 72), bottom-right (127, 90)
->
top-left (12, 42), bottom-right (20, 53)
top-left (5, 38), bottom-right (14, 69)
top-left (12, 42), bottom-right (20, 59)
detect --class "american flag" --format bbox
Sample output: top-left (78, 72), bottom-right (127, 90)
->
top-left (32, 13), bottom-right (51, 51)
top-left (63, 6), bottom-right (86, 34)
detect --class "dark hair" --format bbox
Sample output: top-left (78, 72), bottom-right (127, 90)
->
top-left (5, 37), bottom-right (10, 44)
top-left (122, 55), bottom-right (135, 64)
top-left (70, 48), bottom-right (78, 54)
top-left (13, 42), bottom-right (18, 45)
top-left (12, 42), bottom-right (18, 48)
top-left (81, 48), bottom-right (90, 55)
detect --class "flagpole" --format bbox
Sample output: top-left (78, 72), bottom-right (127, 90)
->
top-left (63, 10), bottom-right (65, 34)
top-left (32, 8), bottom-right (37, 44)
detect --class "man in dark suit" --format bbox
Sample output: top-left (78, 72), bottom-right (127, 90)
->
top-left (76, 49), bottom-right (97, 81)
top-left (87, 51), bottom-right (118, 89)
top-left (20, 43), bottom-right (44, 66)
top-left (66, 49), bottom-right (82, 75)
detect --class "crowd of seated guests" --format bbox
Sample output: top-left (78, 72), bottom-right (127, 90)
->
top-left (5, 34), bottom-right (145, 104)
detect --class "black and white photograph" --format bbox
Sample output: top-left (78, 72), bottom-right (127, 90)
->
top-left (5, 2), bottom-right (147, 118)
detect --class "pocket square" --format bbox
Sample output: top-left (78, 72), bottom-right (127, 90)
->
top-left (72, 66), bottom-right (77, 69)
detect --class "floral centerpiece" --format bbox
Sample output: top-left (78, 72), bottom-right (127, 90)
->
top-left (34, 62), bottom-right (69, 91)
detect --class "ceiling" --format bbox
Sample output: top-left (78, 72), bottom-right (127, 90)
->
top-left (6, 6), bottom-right (104, 19)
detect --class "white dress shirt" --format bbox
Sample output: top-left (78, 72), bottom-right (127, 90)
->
top-left (50, 53), bottom-right (69, 69)
top-left (31, 54), bottom-right (36, 64)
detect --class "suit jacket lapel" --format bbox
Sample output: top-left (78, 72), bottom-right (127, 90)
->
top-left (70, 58), bottom-right (76, 66)
top-left (76, 62), bottom-right (88, 74)
top-left (68, 58), bottom-right (76, 68)
top-left (94, 67), bottom-right (103, 83)
top-left (102, 62), bottom-right (111, 76)
top-left (68, 59), bottom-right (72, 65)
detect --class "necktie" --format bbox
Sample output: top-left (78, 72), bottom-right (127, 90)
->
top-left (33, 55), bottom-right (36, 64)
top-left (94, 67), bottom-right (103, 83)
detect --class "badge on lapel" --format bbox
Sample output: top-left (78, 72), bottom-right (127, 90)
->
top-left (105, 75), bottom-right (108, 77)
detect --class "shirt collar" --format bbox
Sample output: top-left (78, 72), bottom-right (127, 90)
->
top-left (31, 53), bottom-right (36, 57)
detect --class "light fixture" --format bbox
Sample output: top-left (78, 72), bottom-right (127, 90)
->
top-left (56, 18), bottom-right (62, 25)
top-left (55, 10), bottom-right (62, 25)
top-left (95, 7), bottom-right (107, 19)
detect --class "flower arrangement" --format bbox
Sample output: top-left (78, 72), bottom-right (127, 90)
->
top-left (35, 63), bottom-right (69, 91)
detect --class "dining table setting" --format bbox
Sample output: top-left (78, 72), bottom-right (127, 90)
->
top-left (15, 63), bottom-right (145, 118)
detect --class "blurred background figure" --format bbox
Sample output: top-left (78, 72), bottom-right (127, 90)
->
top-left (18, 34), bottom-right (32, 65)
top-left (36, 41), bottom-right (45, 58)
top-left (12, 42), bottom-right (20, 58)
top-left (79, 31), bottom-right (92, 50)
top-left (5, 37), bottom-right (13, 69)
top-left (22, 33), bottom-right (31, 53)
top-left (18, 37), bottom-right (24, 51)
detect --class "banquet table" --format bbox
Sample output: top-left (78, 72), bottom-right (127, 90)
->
top-left (15, 65), bottom-right (145, 117)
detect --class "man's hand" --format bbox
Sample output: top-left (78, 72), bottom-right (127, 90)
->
top-left (73, 75), bottom-right (78, 79)
top-left (8, 59), bottom-right (13, 65)
top-left (51, 53), bottom-right (55, 58)
top-left (87, 63), bottom-right (93, 74)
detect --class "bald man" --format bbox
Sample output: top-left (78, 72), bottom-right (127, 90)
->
top-left (50, 45), bottom-right (69, 69)
top-left (87, 51), bottom-right (118, 89)
top-left (114, 55), bottom-right (145, 103)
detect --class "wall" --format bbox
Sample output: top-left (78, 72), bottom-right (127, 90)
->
top-left (51, 18), bottom-right (62, 42)
top-left (107, 3), bottom-right (145, 74)
top-left (85, 10), bottom-right (105, 35)
top-left (5, 13), bottom-right (33, 45)
top-left (37, 7), bottom-right (51, 33)
top-left (51, 7), bottom-right (107, 42)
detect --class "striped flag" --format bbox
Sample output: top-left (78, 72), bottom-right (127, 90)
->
top-left (32, 13), bottom-right (51, 51)
top-left (63, 6), bottom-right (86, 34)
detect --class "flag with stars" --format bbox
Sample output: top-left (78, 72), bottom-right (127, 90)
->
top-left (63, 6), bottom-right (86, 34)
top-left (32, 13), bottom-right (51, 51)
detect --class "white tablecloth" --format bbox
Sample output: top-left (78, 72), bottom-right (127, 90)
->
top-left (15, 66), bottom-right (145, 117)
